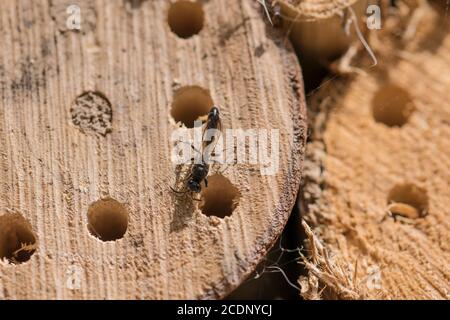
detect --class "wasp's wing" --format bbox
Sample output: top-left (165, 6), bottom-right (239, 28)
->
top-left (202, 118), bottom-right (222, 159)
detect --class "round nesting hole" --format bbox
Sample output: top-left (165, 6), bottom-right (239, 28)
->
top-left (371, 84), bottom-right (415, 127)
top-left (87, 198), bottom-right (129, 241)
top-left (71, 91), bottom-right (112, 137)
top-left (0, 213), bottom-right (37, 264)
top-left (387, 183), bottom-right (429, 219)
top-left (200, 174), bottom-right (240, 218)
top-left (171, 85), bottom-right (213, 128)
top-left (168, 0), bottom-right (204, 39)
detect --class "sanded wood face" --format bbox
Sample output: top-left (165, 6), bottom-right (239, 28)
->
top-left (0, 0), bottom-right (306, 299)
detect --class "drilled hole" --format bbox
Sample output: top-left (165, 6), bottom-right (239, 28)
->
top-left (0, 213), bottom-right (37, 264)
top-left (387, 183), bottom-right (429, 219)
top-left (372, 84), bottom-right (415, 127)
top-left (168, 0), bottom-right (204, 39)
top-left (87, 198), bottom-right (129, 241)
top-left (71, 91), bottom-right (112, 137)
top-left (200, 174), bottom-right (240, 218)
top-left (170, 85), bottom-right (213, 128)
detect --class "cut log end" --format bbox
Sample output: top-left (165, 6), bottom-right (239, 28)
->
top-left (0, 0), bottom-right (306, 299)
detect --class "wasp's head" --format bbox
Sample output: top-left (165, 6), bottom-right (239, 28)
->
top-left (209, 106), bottom-right (220, 120)
top-left (187, 179), bottom-right (201, 193)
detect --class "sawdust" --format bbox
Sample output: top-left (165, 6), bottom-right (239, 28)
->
top-left (70, 91), bottom-right (113, 137)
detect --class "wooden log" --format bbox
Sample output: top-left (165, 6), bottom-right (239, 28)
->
top-left (299, 3), bottom-right (449, 299)
top-left (0, 0), bottom-right (307, 299)
top-left (272, 0), bottom-right (370, 89)
top-left (276, 0), bottom-right (363, 61)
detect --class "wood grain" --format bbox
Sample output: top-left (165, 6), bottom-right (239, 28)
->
top-left (0, 0), bottom-right (306, 299)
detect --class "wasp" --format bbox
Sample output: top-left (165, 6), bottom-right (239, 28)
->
top-left (260, 1), bottom-right (283, 28)
top-left (171, 107), bottom-right (222, 198)
top-left (271, 3), bottom-right (283, 28)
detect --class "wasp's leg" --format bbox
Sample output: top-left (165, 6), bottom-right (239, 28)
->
top-left (178, 140), bottom-right (202, 156)
top-left (170, 185), bottom-right (190, 194)
top-left (207, 143), bottom-right (237, 175)
top-left (204, 177), bottom-right (208, 188)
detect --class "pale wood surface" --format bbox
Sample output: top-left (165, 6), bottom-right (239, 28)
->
top-left (0, 0), bottom-right (306, 299)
